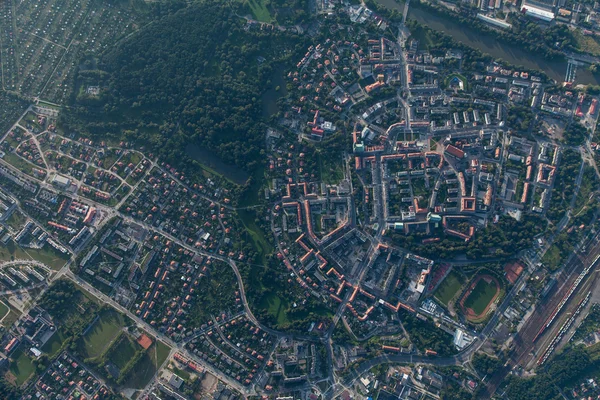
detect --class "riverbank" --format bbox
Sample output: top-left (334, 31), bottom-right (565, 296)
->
top-left (375, 0), bottom-right (600, 85)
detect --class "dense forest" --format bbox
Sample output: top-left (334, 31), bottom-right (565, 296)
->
top-left (388, 215), bottom-right (545, 260)
top-left (38, 279), bottom-right (80, 319)
top-left (400, 310), bottom-right (456, 356)
top-left (0, 380), bottom-right (21, 400)
top-left (60, 1), bottom-right (307, 179)
top-left (546, 148), bottom-right (581, 224)
top-left (504, 346), bottom-right (594, 399)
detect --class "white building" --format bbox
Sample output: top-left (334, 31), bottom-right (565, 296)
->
top-left (51, 174), bottom-right (71, 188)
top-left (522, 4), bottom-right (555, 22)
top-left (453, 328), bottom-right (473, 350)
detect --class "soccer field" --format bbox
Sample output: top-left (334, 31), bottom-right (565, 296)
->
top-left (434, 271), bottom-right (463, 306)
top-left (463, 276), bottom-right (499, 316)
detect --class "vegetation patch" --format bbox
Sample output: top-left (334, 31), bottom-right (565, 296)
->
top-left (40, 330), bottom-right (67, 358)
top-left (400, 310), bottom-right (455, 356)
top-left (60, 0), bottom-right (305, 181)
top-left (459, 273), bottom-right (501, 322)
top-left (7, 348), bottom-right (35, 387)
top-left (433, 270), bottom-right (464, 306)
top-left (78, 309), bottom-right (127, 359)
top-left (0, 300), bottom-right (10, 321)
top-left (123, 340), bottom-right (170, 389)
top-left (0, 239), bottom-right (69, 270)
top-left (246, 0), bottom-right (273, 22)
top-left (107, 334), bottom-right (139, 370)
top-left (259, 293), bottom-right (290, 326)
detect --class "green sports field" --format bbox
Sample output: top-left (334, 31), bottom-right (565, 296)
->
top-left (463, 277), bottom-right (499, 316)
top-left (434, 271), bottom-right (464, 306)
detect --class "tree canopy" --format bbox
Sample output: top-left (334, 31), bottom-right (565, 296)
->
top-left (60, 1), bottom-right (306, 178)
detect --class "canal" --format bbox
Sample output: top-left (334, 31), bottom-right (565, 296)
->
top-left (375, 0), bottom-right (600, 85)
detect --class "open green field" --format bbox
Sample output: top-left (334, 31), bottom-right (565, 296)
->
top-left (463, 277), bottom-right (499, 316)
top-left (574, 30), bottom-right (600, 57)
top-left (260, 293), bottom-right (290, 326)
top-left (542, 244), bottom-right (563, 271)
top-left (5, 210), bottom-right (26, 230)
top-left (108, 334), bottom-right (139, 369)
top-left (23, 245), bottom-right (70, 271)
top-left (41, 330), bottom-right (66, 358)
top-left (3, 153), bottom-right (38, 176)
top-left (172, 366), bottom-right (191, 380)
top-left (0, 240), bottom-right (34, 263)
top-left (123, 340), bottom-right (170, 389)
top-left (0, 300), bottom-right (10, 321)
top-left (0, 239), bottom-right (69, 270)
top-left (434, 270), bottom-right (463, 306)
top-left (2, 308), bottom-right (20, 328)
top-left (247, 0), bottom-right (273, 22)
top-left (78, 309), bottom-right (126, 359)
top-left (8, 348), bottom-right (35, 387)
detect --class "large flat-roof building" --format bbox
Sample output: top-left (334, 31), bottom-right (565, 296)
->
top-left (51, 174), bottom-right (71, 188)
top-left (522, 4), bottom-right (555, 21)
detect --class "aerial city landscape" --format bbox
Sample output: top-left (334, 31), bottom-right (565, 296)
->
top-left (3, 0), bottom-right (600, 399)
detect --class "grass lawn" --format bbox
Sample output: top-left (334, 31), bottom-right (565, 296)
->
top-left (434, 270), bottom-right (463, 306)
top-left (108, 334), bottom-right (139, 370)
top-left (123, 340), bottom-right (171, 389)
top-left (444, 73), bottom-right (468, 90)
top-left (575, 30), bottom-right (600, 57)
top-left (78, 309), bottom-right (126, 359)
top-left (3, 153), bottom-right (38, 176)
top-left (41, 330), bottom-right (66, 358)
top-left (573, 166), bottom-right (597, 215)
top-left (246, 0), bottom-right (273, 22)
top-left (99, 150), bottom-right (121, 170)
top-left (8, 348), bottom-right (35, 387)
top-left (542, 244), bottom-right (563, 271)
top-left (0, 240), bottom-right (33, 262)
top-left (0, 239), bottom-right (69, 270)
top-left (23, 245), bottom-right (70, 271)
top-left (172, 366), bottom-right (190, 380)
top-left (318, 151), bottom-right (344, 184)
top-left (259, 293), bottom-right (290, 326)
top-left (0, 300), bottom-right (10, 321)
top-left (5, 210), bottom-right (26, 231)
top-left (116, 151), bottom-right (143, 178)
top-left (463, 277), bottom-right (499, 316)
top-left (2, 308), bottom-right (20, 328)
top-left (156, 340), bottom-right (170, 367)
top-left (21, 111), bottom-right (42, 132)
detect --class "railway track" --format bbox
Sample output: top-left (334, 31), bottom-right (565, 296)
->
top-left (481, 234), bottom-right (600, 397)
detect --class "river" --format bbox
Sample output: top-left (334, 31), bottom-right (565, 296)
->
top-left (376, 0), bottom-right (600, 85)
